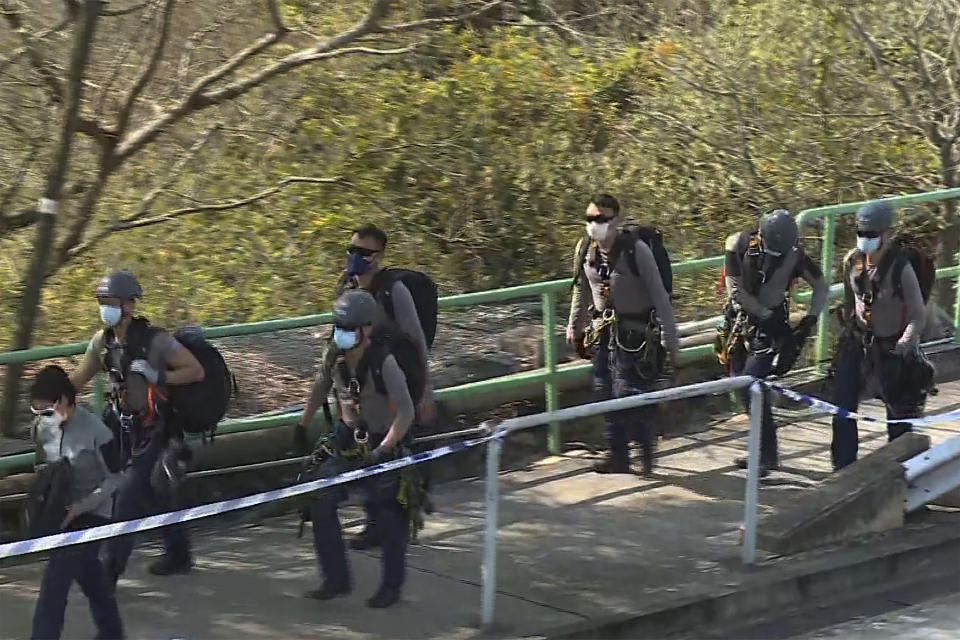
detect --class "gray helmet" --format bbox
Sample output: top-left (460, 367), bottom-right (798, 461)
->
top-left (95, 270), bottom-right (142, 300)
top-left (333, 289), bottom-right (378, 329)
top-left (759, 209), bottom-right (798, 255)
top-left (856, 201), bottom-right (895, 233)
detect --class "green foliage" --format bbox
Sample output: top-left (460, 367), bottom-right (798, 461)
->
top-left (0, 0), bottom-right (953, 348)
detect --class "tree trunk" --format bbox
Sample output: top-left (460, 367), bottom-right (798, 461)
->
top-left (937, 144), bottom-right (959, 318)
top-left (1, 0), bottom-right (102, 436)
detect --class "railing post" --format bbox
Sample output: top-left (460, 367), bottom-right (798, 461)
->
top-left (741, 381), bottom-right (764, 565)
top-left (92, 373), bottom-right (105, 415)
top-left (481, 431), bottom-right (503, 629)
top-left (815, 216), bottom-right (836, 366)
top-left (955, 248), bottom-right (960, 344)
top-left (541, 292), bottom-right (560, 454)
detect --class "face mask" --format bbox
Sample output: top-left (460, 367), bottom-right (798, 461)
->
top-left (586, 221), bottom-right (612, 244)
top-left (35, 412), bottom-right (64, 458)
top-left (857, 236), bottom-right (881, 255)
top-left (346, 252), bottom-right (372, 277)
top-left (100, 304), bottom-right (122, 328)
top-left (333, 327), bottom-right (359, 351)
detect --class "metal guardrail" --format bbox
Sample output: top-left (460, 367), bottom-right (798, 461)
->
top-left (1, 190), bottom-right (959, 476)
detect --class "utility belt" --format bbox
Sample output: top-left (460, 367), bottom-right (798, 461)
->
top-left (580, 307), bottom-right (665, 379)
top-left (103, 392), bottom-right (165, 464)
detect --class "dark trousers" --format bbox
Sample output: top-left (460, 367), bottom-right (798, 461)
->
top-left (104, 434), bottom-right (191, 579)
top-left (593, 331), bottom-right (655, 469)
top-left (830, 343), bottom-right (916, 471)
top-left (310, 457), bottom-right (408, 591)
top-left (730, 349), bottom-right (779, 466)
top-left (31, 538), bottom-right (124, 640)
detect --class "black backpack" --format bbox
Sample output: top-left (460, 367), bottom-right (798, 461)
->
top-left (369, 268), bottom-right (438, 349)
top-left (574, 225), bottom-right (674, 297)
top-left (27, 459), bottom-right (73, 537)
top-left (116, 319), bottom-right (236, 439)
top-left (356, 328), bottom-right (427, 408)
top-left (891, 236), bottom-right (936, 304)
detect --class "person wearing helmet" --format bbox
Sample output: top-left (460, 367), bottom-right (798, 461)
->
top-left (297, 223), bottom-right (436, 552)
top-left (70, 270), bottom-right (204, 582)
top-left (301, 289), bottom-right (417, 609)
top-left (831, 201), bottom-right (930, 470)
top-left (722, 210), bottom-right (828, 476)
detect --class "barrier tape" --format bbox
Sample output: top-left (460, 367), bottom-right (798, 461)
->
top-left (762, 381), bottom-right (960, 426)
top-left (0, 431), bottom-right (498, 560)
top-left (4, 378), bottom-right (959, 561)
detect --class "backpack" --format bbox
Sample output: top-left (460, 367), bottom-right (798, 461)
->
top-left (114, 319), bottom-right (236, 439)
top-left (369, 268), bottom-right (438, 349)
top-left (27, 459), bottom-right (73, 537)
top-left (167, 328), bottom-right (237, 439)
top-left (355, 328), bottom-right (427, 408)
top-left (891, 236), bottom-right (936, 304)
top-left (849, 236), bottom-right (936, 313)
top-left (574, 225), bottom-right (673, 297)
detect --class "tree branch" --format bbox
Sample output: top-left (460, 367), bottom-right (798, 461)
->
top-left (844, 7), bottom-right (945, 145)
top-left (116, 0), bottom-right (176, 136)
top-left (101, 0), bottom-right (150, 16)
top-left (66, 175), bottom-right (349, 260)
top-left (376, 0), bottom-right (502, 33)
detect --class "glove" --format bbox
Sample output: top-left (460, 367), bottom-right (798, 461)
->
top-left (363, 445), bottom-right (393, 467)
top-left (793, 315), bottom-right (818, 341)
top-left (129, 359), bottom-right (160, 385)
top-left (293, 422), bottom-right (310, 456)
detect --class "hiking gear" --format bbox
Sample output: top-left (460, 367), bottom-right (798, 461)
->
top-left (856, 201), bottom-right (895, 233)
top-left (369, 268), bottom-right (438, 349)
top-left (574, 224), bottom-right (673, 296)
top-left (334, 289), bottom-right (379, 329)
top-left (27, 460), bottom-right (73, 537)
top-left (95, 270), bottom-right (142, 300)
top-left (759, 209), bottom-right (797, 256)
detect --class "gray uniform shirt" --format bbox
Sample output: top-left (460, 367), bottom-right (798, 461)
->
top-left (309, 344), bottom-right (415, 437)
top-left (34, 406), bottom-right (119, 521)
top-left (843, 248), bottom-right (926, 343)
top-left (724, 232), bottom-right (829, 319)
top-left (568, 237), bottom-right (679, 351)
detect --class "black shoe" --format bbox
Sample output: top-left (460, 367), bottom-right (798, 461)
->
top-left (305, 582), bottom-right (351, 601)
top-left (367, 586), bottom-right (401, 609)
top-left (349, 527), bottom-right (382, 551)
top-left (148, 556), bottom-right (193, 576)
top-left (592, 457), bottom-right (630, 474)
top-left (734, 457), bottom-right (778, 477)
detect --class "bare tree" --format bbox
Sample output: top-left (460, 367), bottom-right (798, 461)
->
top-left (0, 0), bottom-right (509, 433)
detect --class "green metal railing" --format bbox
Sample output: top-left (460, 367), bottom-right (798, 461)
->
top-left (1, 189), bottom-right (958, 477)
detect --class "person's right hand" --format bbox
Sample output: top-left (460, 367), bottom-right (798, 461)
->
top-left (566, 326), bottom-right (577, 345)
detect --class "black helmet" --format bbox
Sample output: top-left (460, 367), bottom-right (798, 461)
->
top-left (759, 209), bottom-right (798, 256)
top-left (95, 270), bottom-right (142, 300)
top-left (856, 201), bottom-right (896, 233)
top-left (333, 289), bottom-right (378, 329)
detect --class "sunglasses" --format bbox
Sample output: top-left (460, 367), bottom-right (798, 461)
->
top-left (346, 246), bottom-right (380, 258)
top-left (585, 215), bottom-right (616, 223)
top-left (30, 406), bottom-right (56, 417)
top-left (857, 229), bottom-right (881, 239)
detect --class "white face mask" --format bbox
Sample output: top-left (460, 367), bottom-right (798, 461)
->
top-left (857, 236), bottom-right (881, 255)
top-left (586, 221), bottom-right (613, 244)
top-left (100, 304), bottom-right (122, 328)
top-left (34, 411), bottom-right (64, 459)
top-left (333, 327), bottom-right (359, 351)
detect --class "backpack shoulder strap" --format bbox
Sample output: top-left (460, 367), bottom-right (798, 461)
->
top-left (612, 227), bottom-right (641, 278)
top-left (356, 333), bottom-right (390, 397)
top-left (369, 269), bottom-right (398, 320)
top-left (572, 236), bottom-right (590, 288)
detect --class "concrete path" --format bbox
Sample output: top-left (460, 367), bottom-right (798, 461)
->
top-left (2, 381), bottom-right (959, 639)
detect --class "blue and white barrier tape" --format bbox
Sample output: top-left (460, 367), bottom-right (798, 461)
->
top-left (0, 431), bottom-right (498, 560)
top-left (762, 381), bottom-right (960, 426)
